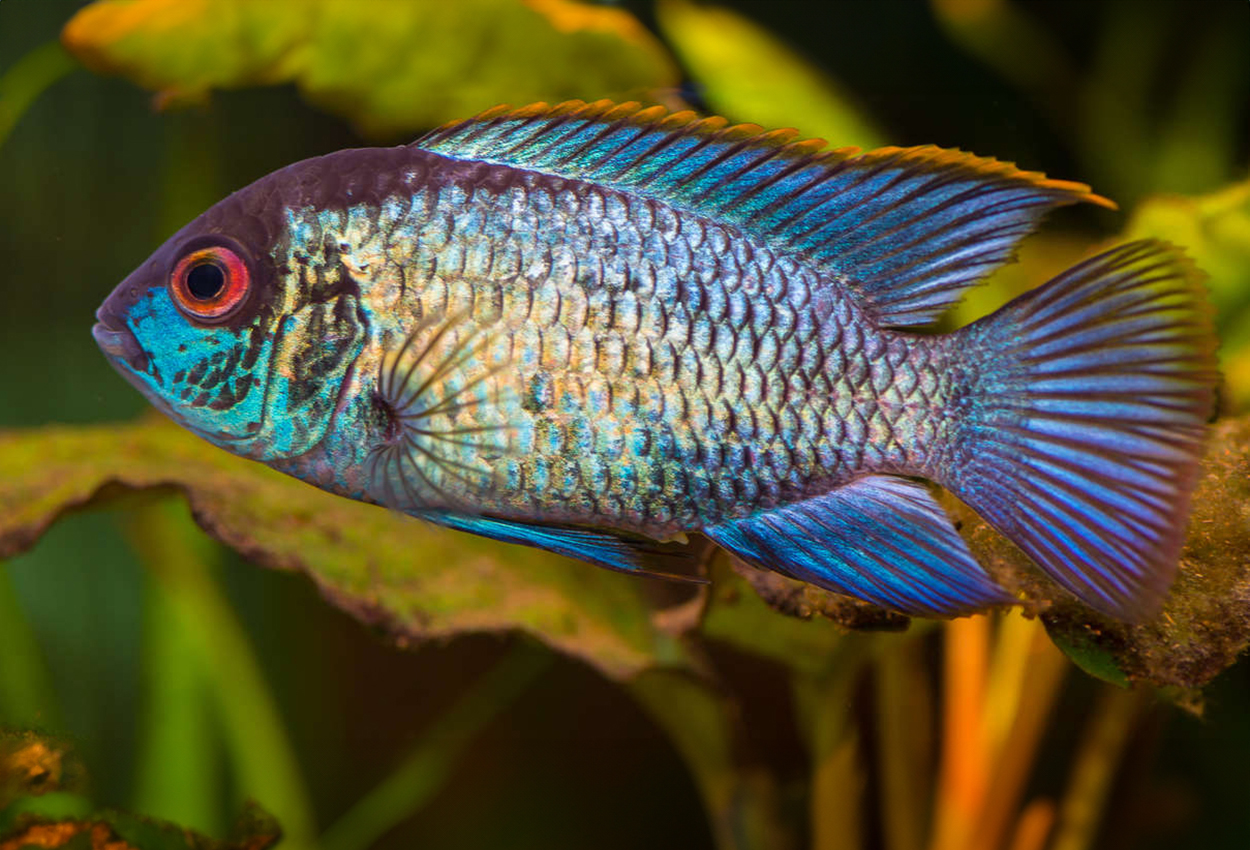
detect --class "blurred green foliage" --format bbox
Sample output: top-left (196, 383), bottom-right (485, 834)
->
top-left (2, 1), bottom-right (1250, 849)
top-left (60, 0), bottom-right (678, 137)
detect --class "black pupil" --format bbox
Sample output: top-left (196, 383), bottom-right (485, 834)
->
top-left (186, 262), bottom-right (226, 300)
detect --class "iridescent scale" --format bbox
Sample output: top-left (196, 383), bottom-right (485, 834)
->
top-left (283, 164), bottom-right (954, 537)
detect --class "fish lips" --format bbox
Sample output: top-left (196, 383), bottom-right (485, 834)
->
top-left (91, 304), bottom-right (151, 375)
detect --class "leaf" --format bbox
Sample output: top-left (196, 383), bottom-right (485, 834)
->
top-left (1124, 179), bottom-right (1250, 321)
top-left (1123, 179), bottom-right (1250, 408)
top-left (656, 0), bottom-right (884, 149)
top-left (0, 42), bottom-right (77, 152)
top-left (60, 0), bottom-right (678, 137)
top-left (0, 419), bottom-right (692, 681)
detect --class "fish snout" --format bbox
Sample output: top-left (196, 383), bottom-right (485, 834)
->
top-left (92, 302), bottom-right (150, 373)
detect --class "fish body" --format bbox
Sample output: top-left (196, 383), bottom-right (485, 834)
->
top-left (94, 101), bottom-right (1217, 619)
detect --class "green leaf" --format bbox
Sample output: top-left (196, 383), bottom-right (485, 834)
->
top-left (0, 41), bottom-right (77, 152)
top-left (1123, 179), bottom-right (1250, 409)
top-left (1124, 179), bottom-right (1250, 320)
top-left (0, 419), bottom-right (692, 681)
top-left (1043, 624), bottom-right (1131, 690)
top-left (656, 0), bottom-right (884, 149)
top-left (60, 0), bottom-right (678, 137)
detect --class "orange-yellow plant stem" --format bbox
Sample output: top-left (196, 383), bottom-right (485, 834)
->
top-left (929, 616), bottom-right (990, 850)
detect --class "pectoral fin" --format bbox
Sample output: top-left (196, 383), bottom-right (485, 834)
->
top-left (704, 475), bottom-right (1012, 617)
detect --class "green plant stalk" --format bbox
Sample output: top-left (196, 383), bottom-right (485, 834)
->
top-left (876, 637), bottom-right (930, 850)
top-left (1048, 688), bottom-right (1143, 850)
top-left (0, 565), bottom-right (61, 730)
top-left (793, 634), bottom-right (892, 850)
top-left (630, 668), bottom-right (795, 850)
top-left (1078, 0), bottom-right (1168, 204)
top-left (0, 41), bottom-right (76, 152)
top-left (125, 499), bottom-right (319, 850)
top-left (132, 572), bottom-right (223, 837)
top-left (806, 684), bottom-right (863, 850)
top-left (320, 643), bottom-right (552, 850)
top-left (1152, 22), bottom-right (1246, 194)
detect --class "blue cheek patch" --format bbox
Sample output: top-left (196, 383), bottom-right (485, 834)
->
top-left (126, 289), bottom-right (274, 443)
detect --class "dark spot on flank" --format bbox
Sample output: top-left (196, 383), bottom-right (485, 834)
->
top-left (174, 370), bottom-right (186, 383)
top-left (374, 390), bottom-right (401, 443)
top-left (178, 344), bottom-right (188, 353)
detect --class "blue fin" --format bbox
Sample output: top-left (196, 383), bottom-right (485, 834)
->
top-left (703, 475), bottom-right (1013, 616)
top-left (420, 511), bottom-right (711, 583)
top-left (418, 100), bottom-right (1113, 326)
top-left (946, 240), bottom-right (1217, 620)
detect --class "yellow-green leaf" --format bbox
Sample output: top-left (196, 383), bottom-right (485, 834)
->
top-left (62, 0), bottom-right (678, 137)
top-left (0, 418), bottom-right (690, 680)
top-left (1124, 179), bottom-right (1250, 409)
top-left (656, 0), bottom-right (884, 149)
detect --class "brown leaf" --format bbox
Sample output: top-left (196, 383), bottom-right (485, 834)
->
top-left (0, 418), bottom-right (694, 680)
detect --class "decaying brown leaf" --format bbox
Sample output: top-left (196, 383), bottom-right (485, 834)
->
top-left (3, 413), bottom-right (1250, 690)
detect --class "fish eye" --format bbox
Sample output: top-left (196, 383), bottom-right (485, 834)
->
top-left (170, 245), bottom-right (251, 322)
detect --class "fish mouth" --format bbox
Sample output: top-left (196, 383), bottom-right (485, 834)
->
top-left (92, 306), bottom-right (151, 374)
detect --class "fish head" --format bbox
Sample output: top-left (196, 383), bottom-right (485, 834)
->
top-left (93, 162), bottom-right (367, 462)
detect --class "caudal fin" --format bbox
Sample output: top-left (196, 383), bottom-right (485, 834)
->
top-left (945, 240), bottom-right (1217, 619)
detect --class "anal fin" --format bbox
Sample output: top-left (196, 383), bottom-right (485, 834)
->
top-left (704, 475), bottom-right (1012, 617)
top-left (420, 511), bottom-right (712, 584)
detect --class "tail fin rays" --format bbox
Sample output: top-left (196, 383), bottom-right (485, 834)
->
top-left (947, 240), bottom-right (1217, 619)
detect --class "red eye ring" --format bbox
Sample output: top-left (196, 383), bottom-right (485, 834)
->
top-left (170, 246), bottom-right (250, 322)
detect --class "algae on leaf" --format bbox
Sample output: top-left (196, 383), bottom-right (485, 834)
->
top-left (0, 418), bottom-right (693, 681)
top-left (0, 729), bottom-right (280, 850)
top-left (4, 412), bottom-right (1250, 692)
top-left (60, 0), bottom-right (679, 137)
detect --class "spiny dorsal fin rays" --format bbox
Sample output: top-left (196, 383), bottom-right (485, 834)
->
top-left (417, 99), bottom-right (1115, 328)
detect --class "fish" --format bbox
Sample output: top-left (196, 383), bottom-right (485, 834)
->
top-left (92, 100), bottom-right (1218, 620)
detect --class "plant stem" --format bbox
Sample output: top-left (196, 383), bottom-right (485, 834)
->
top-left (0, 41), bottom-right (75, 151)
top-left (929, 616), bottom-right (990, 850)
top-left (876, 638), bottom-right (930, 850)
top-left (630, 669), bottom-right (795, 850)
top-left (321, 643), bottom-right (551, 850)
top-left (0, 566), bottom-right (60, 730)
top-left (1049, 688), bottom-right (1142, 850)
top-left (126, 500), bottom-right (319, 850)
top-left (971, 620), bottom-right (1068, 850)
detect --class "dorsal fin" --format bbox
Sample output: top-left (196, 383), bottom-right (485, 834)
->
top-left (416, 100), bottom-right (1114, 327)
